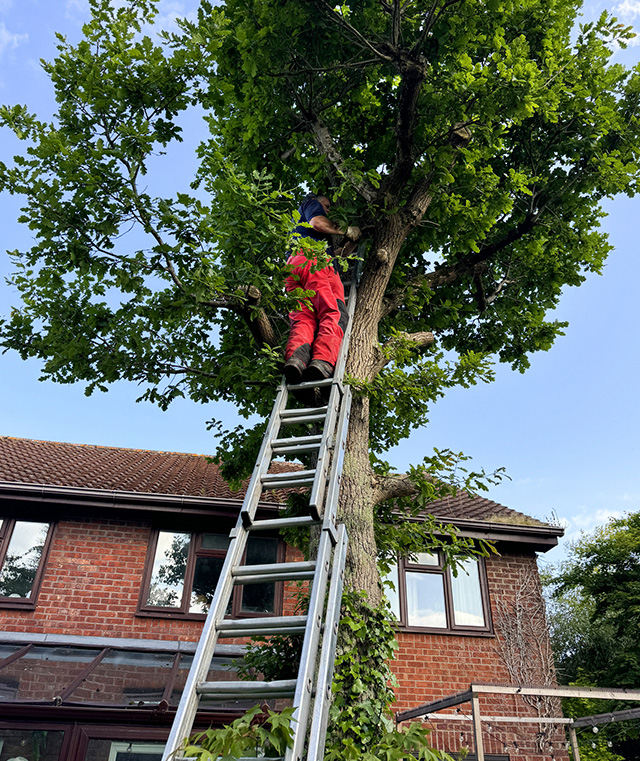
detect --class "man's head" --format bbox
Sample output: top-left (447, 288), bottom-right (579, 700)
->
top-left (317, 195), bottom-right (331, 214)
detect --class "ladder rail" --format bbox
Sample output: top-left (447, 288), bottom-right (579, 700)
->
top-left (307, 524), bottom-right (349, 761)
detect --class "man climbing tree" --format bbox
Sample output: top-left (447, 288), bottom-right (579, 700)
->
top-left (284, 192), bottom-right (361, 385)
top-left (1, 0), bottom-right (639, 752)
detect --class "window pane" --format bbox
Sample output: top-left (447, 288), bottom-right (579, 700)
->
top-left (201, 533), bottom-right (231, 550)
top-left (413, 552), bottom-right (439, 566)
top-left (241, 537), bottom-right (277, 613)
top-left (0, 728), bottom-right (64, 760)
top-left (85, 739), bottom-right (165, 761)
top-left (0, 520), bottom-right (49, 598)
top-left (406, 571), bottom-right (446, 628)
top-left (451, 558), bottom-right (485, 627)
top-left (0, 645), bottom-right (103, 702)
top-left (190, 555), bottom-right (225, 613)
top-left (381, 563), bottom-right (400, 620)
top-left (146, 531), bottom-right (190, 607)
top-left (66, 649), bottom-right (177, 706)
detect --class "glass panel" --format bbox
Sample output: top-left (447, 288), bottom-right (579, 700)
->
top-left (0, 645), bottom-right (102, 701)
top-left (0, 521), bottom-right (49, 598)
top-left (412, 551), bottom-right (439, 566)
top-left (381, 562), bottom-right (400, 620)
top-left (241, 537), bottom-right (278, 613)
top-left (451, 558), bottom-right (485, 627)
top-left (145, 531), bottom-right (190, 608)
top-left (171, 653), bottom-right (251, 710)
top-left (189, 555), bottom-right (225, 613)
top-left (85, 740), bottom-right (165, 761)
top-left (0, 729), bottom-right (64, 760)
top-left (66, 649), bottom-right (177, 706)
top-left (201, 533), bottom-right (231, 550)
top-left (406, 571), bottom-right (447, 628)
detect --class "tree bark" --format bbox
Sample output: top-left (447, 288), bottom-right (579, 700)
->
top-left (337, 218), bottom-right (412, 604)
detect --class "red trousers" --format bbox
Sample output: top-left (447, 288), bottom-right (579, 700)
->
top-left (285, 253), bottom-right (348, 368)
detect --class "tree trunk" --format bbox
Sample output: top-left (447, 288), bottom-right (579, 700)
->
top-left (337, 220), bottom-right (408, 604)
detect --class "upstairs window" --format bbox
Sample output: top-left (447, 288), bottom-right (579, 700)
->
top-left (0, 518), bottom-right (54, 608)
top-left (385, 552), bottom-right (491, 634)
top-left (138, 530), bottom-right (282, 618)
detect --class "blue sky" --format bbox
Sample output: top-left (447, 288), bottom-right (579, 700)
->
top-left (1, 0), bottom-right (639, 568)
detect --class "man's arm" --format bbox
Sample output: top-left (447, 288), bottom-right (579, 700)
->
top-left (310, 214), bottom-right (361, 241)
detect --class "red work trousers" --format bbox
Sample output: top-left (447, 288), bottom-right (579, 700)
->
top-left (284, 253), bottom-right (348, 368)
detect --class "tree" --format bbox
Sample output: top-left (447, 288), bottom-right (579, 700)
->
top-left (544, 513), bottom-right (640, 760)
top-left (1, 0), bottom-right (639, 750)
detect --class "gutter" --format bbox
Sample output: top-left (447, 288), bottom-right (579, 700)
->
top-left (0, 480), bottom-right (279, 517)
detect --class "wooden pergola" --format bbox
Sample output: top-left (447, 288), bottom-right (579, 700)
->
top-left (395, 683), bottom-right (640, 760)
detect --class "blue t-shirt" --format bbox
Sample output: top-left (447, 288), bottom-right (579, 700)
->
top-left (293, 195), bottom-right (330, 242)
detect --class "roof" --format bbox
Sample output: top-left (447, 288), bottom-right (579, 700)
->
top-left (0, 437), bottom-right (558, 538)
top-left (0, 436), bottom-right (289, 503)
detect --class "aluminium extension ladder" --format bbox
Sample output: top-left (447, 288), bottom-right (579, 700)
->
top-left (161, 261), bottom-right (360, 761)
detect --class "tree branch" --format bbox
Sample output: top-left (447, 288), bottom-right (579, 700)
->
top-left (371, 330), bottom-right (435, 376)
top-left (373, 472), bottom-right (418, 503)
top-left (314, 0), bottom-right (394, 63)
top-left (306, 112), bottom-right (381, 203)
top-left (381, 210), bottom-right (537, 318)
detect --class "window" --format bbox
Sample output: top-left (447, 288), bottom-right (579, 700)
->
top-left (138, 530), bottom-right (281, 618)
top-left (107, 741), bottom-right (165, 760)
top-left (385, 552), bottom-right (491, 634)
top-left (0, 519), bottom-right (53, 608)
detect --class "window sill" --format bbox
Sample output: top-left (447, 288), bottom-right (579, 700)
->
top-left (395, 623), bottom-right (495, 638)
top-left (136, 609), bottom-right (278, 621)
top-left (0, 598), bottom-right (37, 610)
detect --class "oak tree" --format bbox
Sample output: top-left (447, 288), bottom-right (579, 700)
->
top-left (1, 0), bottom-right (640, 746)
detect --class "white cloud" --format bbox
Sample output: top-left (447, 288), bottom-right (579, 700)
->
top-left (156, 1), bottom-right (198, 32)
top-left (616, 0), bottom-right (640, 20)
top-left (559, 507), bottom-right (627, 549)
top-left (0, 21), bottom-right (27, 58)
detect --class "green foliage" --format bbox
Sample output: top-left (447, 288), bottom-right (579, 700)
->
top-left (374, 449), bottom-right (502, 574)
top-left (180, 704), bottom-right (296, 760)
top-left (544, 512), bottom-right (640, 759)
top-left (326, 592), bottom-right (452, 760)
top-left (2, 0), bottom-right (639, 472)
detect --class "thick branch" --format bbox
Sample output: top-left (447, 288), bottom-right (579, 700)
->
top-left (383, 53), bottom-right (429, 200)
top-left (371, 330), bottom-right (435, 376)
top-left (232, 286), bottom-right (278, 347)
top-left (373, 472), bottom-right (418, 503)
top-left (381, 211), bottom-right (537, 318)
top-left (307, 114), bottom-right (381, 204)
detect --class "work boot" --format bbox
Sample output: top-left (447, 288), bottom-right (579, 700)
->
top-left (303, 360), bottom-right (335, 382)
top-left (283, 356), bottom-right (307, 385)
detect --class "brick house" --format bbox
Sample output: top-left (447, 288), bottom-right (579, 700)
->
top-left (0, 436), bottom-right (567, 761)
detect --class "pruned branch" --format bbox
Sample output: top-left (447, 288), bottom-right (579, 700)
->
top-left (371, 330), bottom-right (435, 376)
top-left (373, 472), bottom-right (418, 503)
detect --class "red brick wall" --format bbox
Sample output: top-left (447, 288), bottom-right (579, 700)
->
top-left (391, 552), bottom-right (569, 760)
top-left (0, 519), bottom-right (569, 758)
top-left (0, 518), bottom-right (206, 642)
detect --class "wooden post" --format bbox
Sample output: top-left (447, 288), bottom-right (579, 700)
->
top-left (568, 726), bottom-right (581, 761)
top-left (471, 693), bottom-right (485, 761)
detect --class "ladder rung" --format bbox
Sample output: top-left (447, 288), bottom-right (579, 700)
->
top-left (287, 378), bottom-right (335, 390)
top-left (261, 470), bottom-right (316, 489)
top-left (248, 515), bottom-right (319, 531)
top-left (217, 615), bottom-right (308, 638)
top-left (233, 560), bottom-right (316, 584)
top-left (281, 413), bottom-right (327, 426)
top-left (271, 435), bottom-right (323, 455)
top-left (197, 679), bottom-right (297, 699)
top-left (280, 405), bottom-right (328, 419)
